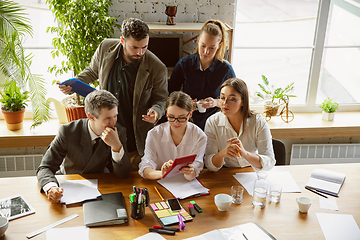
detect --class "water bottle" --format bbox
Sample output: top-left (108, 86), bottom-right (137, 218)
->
top-left (253, 172), bottom-right (268, 208)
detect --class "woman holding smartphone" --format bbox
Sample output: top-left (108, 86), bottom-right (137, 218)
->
top-left (168, 19), bottom-right (236, 130)
top-left (138, 91), bottom-right (207, 180)
top-left (204, 78), bottom-right (275, 172)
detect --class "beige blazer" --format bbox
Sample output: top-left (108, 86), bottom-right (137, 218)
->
top-left (76, 38), bottom-right (168, 155)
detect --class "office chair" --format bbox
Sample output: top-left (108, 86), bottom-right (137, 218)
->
top-left (272, 139), bottom-right (286, 165)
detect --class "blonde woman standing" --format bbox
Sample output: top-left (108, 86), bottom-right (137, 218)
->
top-left (168, 20), bottom-right (236, 130)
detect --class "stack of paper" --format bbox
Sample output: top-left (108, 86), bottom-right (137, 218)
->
top-left (60, 179), bottom-right (101, 205)
top-left (157, 174), bottom-right (209, 199)
top-left (233, 171), bottom-right (301, 196)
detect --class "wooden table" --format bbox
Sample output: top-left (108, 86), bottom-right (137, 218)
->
top-left (147, 22), bottom-right (233, 62)
top-left (1, 163), bottom-right (359, 239)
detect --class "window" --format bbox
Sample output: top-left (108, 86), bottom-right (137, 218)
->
top-left (233, 0), bottom-right (360, 112)
top-left (16, 0), bottom-right (72, 107)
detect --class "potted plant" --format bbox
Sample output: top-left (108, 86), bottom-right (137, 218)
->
top-left (256, 75), bottom-right (295, 117)
top-left (319, 97), bottom-right (339, 121)
top-left (0, 0), bottom-right (50, 128)
top-left (0, 81), bottom-right (30, 130)
top-left (46, 0), bottom-right (119, 121)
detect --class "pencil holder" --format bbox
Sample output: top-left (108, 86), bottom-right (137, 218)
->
top-left (131, 201), bottom-right (145, 220)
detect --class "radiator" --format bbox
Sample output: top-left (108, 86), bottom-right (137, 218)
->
top-left (290, 143), bottom-right (360, 165)
top-left (0, 154), bottom-right (43, 177)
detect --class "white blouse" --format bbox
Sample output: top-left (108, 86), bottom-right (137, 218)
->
top-left (138, 122), bottom-right (207, 178)
top-left (204, 112), bottom-right (275, 172)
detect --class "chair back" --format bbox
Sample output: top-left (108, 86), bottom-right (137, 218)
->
top-left (272, 139), bottom-right (286, 165)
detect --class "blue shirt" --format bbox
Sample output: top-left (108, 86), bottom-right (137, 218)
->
top-left (168, 53), bottom-right (236, 130)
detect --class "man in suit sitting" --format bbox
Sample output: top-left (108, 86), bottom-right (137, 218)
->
top-left (37, 90), bottom-right (131, 203)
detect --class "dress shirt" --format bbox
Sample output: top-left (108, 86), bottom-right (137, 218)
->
top-left (204, 112), bottom-right (275, 172)
top-left (168, 53), bottom-right (236, 130)
top-left (138, 121), bottom-right (207, 178)
top-left (42, 122), bottom-right (125, 193)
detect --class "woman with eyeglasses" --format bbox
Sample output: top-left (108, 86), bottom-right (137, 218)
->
top-left (204, 78), bottom-right (275, 172)
top-left (138, 91), bottom-right (207, 180)
top-left (168, 19), bottom-right (236, 130)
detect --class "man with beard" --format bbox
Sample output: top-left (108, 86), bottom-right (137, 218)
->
top-left (59, 18), bottom-right (168, 171)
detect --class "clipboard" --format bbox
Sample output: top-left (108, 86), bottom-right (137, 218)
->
top-left (60, 78), bottom-right (96, 97)
top-left (162, 154), bottom-right (197, 179)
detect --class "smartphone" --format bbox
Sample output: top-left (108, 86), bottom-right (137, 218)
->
top-left (167, 198), bottom-right (181, 211)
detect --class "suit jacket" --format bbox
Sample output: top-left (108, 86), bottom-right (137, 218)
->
top-left (37, 119), bottom-right (131, 191)
top-left (75, 38), bottom-right (168, 155)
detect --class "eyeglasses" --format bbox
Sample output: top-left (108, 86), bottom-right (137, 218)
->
top-left (218, 96), bottom-right (239, 105)
top-left (167, 113), bottom-right (190, 123)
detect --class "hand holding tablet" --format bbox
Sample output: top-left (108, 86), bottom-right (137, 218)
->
top-left (161, 154), bottom-right (197, 179)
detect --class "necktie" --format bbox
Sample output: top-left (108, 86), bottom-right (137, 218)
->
top-left (93, 137), bottom-right (100, 154)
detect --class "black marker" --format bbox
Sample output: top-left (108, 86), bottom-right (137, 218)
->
top-left (149, 228), bottom-right (176, 235)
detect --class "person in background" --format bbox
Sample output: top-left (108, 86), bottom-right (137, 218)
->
top-left (204, 78), bottom-right (275, 172)
top-left (168, 19), bottom-right (236, 130)
top-left (138, 91), bottom-right (207, 181)
top-left (37, 90), bottom-right (131, 203)
top-left (58, 18), bottom-right (168, 171)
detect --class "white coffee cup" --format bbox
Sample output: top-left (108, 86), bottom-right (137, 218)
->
top-left (214, 194), bottom-right (233, 211)
top-left (196, 101), bottom-right (207, 113)
top-left (0, 216), bottom-right (9, 237)
top-left (296, 197), bottom-right (312, 213)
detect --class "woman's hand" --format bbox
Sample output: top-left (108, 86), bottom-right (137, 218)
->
top-left (200, 97), bottom-right (219, 109)
top-left (161, 160), bottom-right (174, 177)
top-left (181, 163), bottom-right (196, 181)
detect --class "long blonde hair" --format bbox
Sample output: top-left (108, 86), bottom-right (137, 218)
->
top-left (193, 19), bottom-right (227, 62)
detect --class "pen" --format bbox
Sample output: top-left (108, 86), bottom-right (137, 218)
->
top-left (237, 151), bottom-right (242, 159)
top-left (149, 228), bottom-right (176, 235)
top-left (316, 189), bottom-right (339, 197)
top-left (154, 186), bottom-right (164, 201)
top-left (242, 233), bottom-right (249, 240)
top-left (153, 225), bottom-right (180, 232)
top-left (305, 186), bottom-right (328, 198)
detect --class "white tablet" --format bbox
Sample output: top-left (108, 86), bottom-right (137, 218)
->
top-left (0, 194), bottom-right (35, 220)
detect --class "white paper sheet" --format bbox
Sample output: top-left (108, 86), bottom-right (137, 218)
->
top-left (60, 179), bottom-right (101, 205)
top-left (319, 197), bottom-right (338, 211)
top-left (157, 174), bottom-right (209, 199)
top-left (182, 222), bottom-right (274, 240)
top-left (133, 232), bottom-right (167, 240)
top-left (316, 213), bottom-right (360, 240)
top-left (234, 171), bottom-right (301, 196)
top-left (46, 226), bottom-right (89, 240)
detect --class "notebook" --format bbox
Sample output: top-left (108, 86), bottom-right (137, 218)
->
top-left (305, 168), bottom-right (346, 197)
top-left (83, 192), bottom-right (128, 227)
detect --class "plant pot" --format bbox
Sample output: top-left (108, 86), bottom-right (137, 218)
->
top-left (2, 108), bottom-right (25, 131)
top-left (264, 102), bottom-right (279, 116)
top-left (322, 111), bottom-right (335, 121)
top-left (61, 96), bottom-right (87, 122)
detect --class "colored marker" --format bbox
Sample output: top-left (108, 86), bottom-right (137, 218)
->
top-left (190, 200), bottom-right (202, 213)
top-left (189, 203), bottom-right (196, 217)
